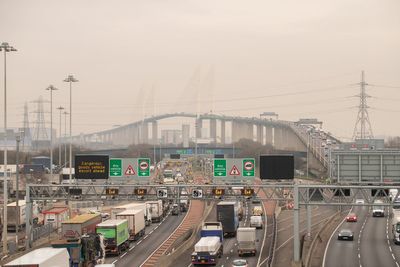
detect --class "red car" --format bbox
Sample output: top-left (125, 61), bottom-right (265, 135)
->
top-left (346, 213), bottom-right (357, 222)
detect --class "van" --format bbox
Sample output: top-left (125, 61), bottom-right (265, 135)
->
top-left (250, 216), bottom-right (263, 229)
top-left (373, 200), bottom-right (385, 217)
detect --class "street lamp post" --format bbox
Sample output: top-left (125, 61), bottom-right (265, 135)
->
top-left (0, 41), bottom-right (17, 255)
top-left (15, 133), bottom-right (21, 245)
top-left (63, 75), bottom-right (78, 185)
top-left (46, 85), bottom-right (58, 182)
top-left (63, 111), bottom-right (69, 166)
top-left (56, 106), bottom-right (64, 167)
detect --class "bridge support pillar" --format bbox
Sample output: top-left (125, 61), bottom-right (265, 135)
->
top-left (133, 125), bottom-right (139, 144)
top-left (152, 121), bottom-right (158, 145)
top-left (274, 127), bottom-right (284, 148)
top-left (140, 122), bottom-right (148, 144)
top-left (210, 119), bottom-right (217, 143)
top-left (232, 121), bottom-right (242, 143)
top-left (265, 126), bottom-right (273, 146)
top-left (182, 124), bottom-right (190, 147)
top-left (196, 118), bottom-right (203, 139)
top-left (256, 124), bottom-right (263, 144)
top-left (246, 122), bottom-right (254, 140)
top-left (221, 120), bottom-right (226, 144)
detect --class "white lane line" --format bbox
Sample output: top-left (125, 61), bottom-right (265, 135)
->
top-left (137, 240), bottom-right (142, 245)
top-left (121, 252), bottom-right (127, 258)
top-left (322, 208), bottom-right (353, 267)
top-left (149, 230), bottom-right (154, 234)
top-left (112, 260), bottom-right (118, 264)
top-left (129, 245), bottom-right (135, 251)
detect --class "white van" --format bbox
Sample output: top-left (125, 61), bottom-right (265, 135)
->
top-left (373, 200), bottom-right (385, 217)
top-left (250, 215), bottom-right (263, 229)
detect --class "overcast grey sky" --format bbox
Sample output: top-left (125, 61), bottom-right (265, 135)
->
top-left (0, 0), bottom-right (399, 139)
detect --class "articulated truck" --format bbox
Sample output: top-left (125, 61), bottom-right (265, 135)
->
top-left (96, 219), bottom-right (130, 255)
top-left (191, 222), bottom-right (223, 265)
top-left (217, 201), bottom-right (239, 237)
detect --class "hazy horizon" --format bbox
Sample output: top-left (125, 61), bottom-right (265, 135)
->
top-left (1, 0), bottom-right (399, 140)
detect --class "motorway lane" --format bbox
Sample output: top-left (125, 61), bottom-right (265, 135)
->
top-left (324, 206), bottom-right (368, 267)
top-left (105, 211), bottom-right (185, 267)
top-left (360, 208), bottom-right (399, 267)
top-left (273, 205), bottom-right (338, 267)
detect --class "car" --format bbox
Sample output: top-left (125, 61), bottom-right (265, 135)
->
top-left (338, 229), bottom-right (354, 241)
top-left (355, 199), bottom-right (364, 204)
top-left (346, 213), bottom-right (357, 222)
top-left (171, 204), bottom-right (179, 216)
top-left (232, 259), bottom-right (248, 267)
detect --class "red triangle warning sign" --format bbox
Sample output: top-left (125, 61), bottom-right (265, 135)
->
top-left (229, 165), bottom-right (241, 175)
top-left (125, 165), bottom-right (136, 175)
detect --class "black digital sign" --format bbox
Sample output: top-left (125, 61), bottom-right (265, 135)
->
top-left (259, 155), bottom-right (294, 179)
top-left (75, 155), bottom-right (109, 179)
top-left (170, 154), bottom-right (180, 159)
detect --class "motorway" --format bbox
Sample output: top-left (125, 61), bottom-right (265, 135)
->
top-left (170, 198), bottom-right (271, 267)
top-left (324, 206), bottom-right (400, 267)
top-left (104, 209), bottom-right (185, 267)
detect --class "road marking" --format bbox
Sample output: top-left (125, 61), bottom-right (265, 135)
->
top-left (149, 230), bottom-right (154, 234)
top-left (129, 245), bottom-right (135, 251)
top-left (121, 252), bottom-right (127, 258)
top-left (112, 260), bottom-right (118, 264)
top-left (137, 240), bottom-right (142, 245)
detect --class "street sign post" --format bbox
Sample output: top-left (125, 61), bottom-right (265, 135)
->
top-left (242, 158), bottom-right (255, 177)
top-left (213, 159), bottom-right (227, 177)
top-left (138, 158), bottom-right (150, 177)
top-left (109, 159), bottom-right (122, 177)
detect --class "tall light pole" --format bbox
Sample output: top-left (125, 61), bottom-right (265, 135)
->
top-left (46, 85), bottom-right (58, 182)
top-left (63, 75), bottom-right (78, 184)
top-left (63, 111), bottom-right (69, 166)
top-left (0, 42), bottom-right (17, 255)
top-left (15, 133), bottom-right (21, 245)
top-left (56, 106), bottom-right (64, 167)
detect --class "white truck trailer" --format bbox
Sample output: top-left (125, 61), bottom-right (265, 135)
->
top-left (191, 236), bottom-right (222, 265)
top-left (115, 209), bottom-right (145, 241)
top-left (5, 247), bottom-right (69, 267)
top-left (146, 200), bottom-right (163, 222)
top-left (237, 227), bottom-right (257, 256)
top-left (111, 202), bottom-right (152, 226)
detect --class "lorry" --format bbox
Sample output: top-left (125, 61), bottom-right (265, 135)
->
top-left (250, 215), bottom-right (263, 229)
top-left (191, 236), bottom-right (222, 265)
top-left (115, 209), bottom-right (145, 241)
top-left (146, 200), bottom-right (164, 222)
top-left (62, 213), bottom-right (102, 239)
top-left (7, 200), bottom-right (39, 231)
top-left (5, 247), bottom-right (70, 267)
top-left (217, 201), bottom-right (239, 237)
top-left (200, 222), bottom-right (224, 242)
top-left (111, 202), bottom-right (152, 226)
top-left (180, 196), bottom-right (189, 212)
top-left (96, 219), bottom-right (130, 255)
top-left (52, 233), bottom-right (105, 267)
top-left (237, 227), bottom-right (257, 256)
top-left (392, 215), bottom-right (400, 244)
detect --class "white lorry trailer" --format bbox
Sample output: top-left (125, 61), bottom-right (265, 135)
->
top-left (111, 202), bottom-right (152, 226)
top-left (191, 236), bottom-right (222, 265)
top-left (5, 247), bottom-right (70, 267)
top-left (146, 200), bottom-right (164, 222)
top-left (115, 209), bottom-right (145, 241)
top-left (237, 227), bottom-right (257, 256)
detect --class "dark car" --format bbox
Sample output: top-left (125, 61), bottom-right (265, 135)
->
top-left (171, 204), bottom-right (179, 216)
top-left (338, 229), bottom-right (354, 241)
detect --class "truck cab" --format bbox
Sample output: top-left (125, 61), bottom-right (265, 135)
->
top-left (392, 216), bottom-right (400, 244)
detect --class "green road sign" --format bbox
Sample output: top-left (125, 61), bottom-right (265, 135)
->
top-left (138, 158), bottom-right (150, 177)
top-left (214, 159), bottom-right (227, 177)
top-left (109, 158), bottom-right (122, 177)
top-left (242, 158), bottom-right (255, 177)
